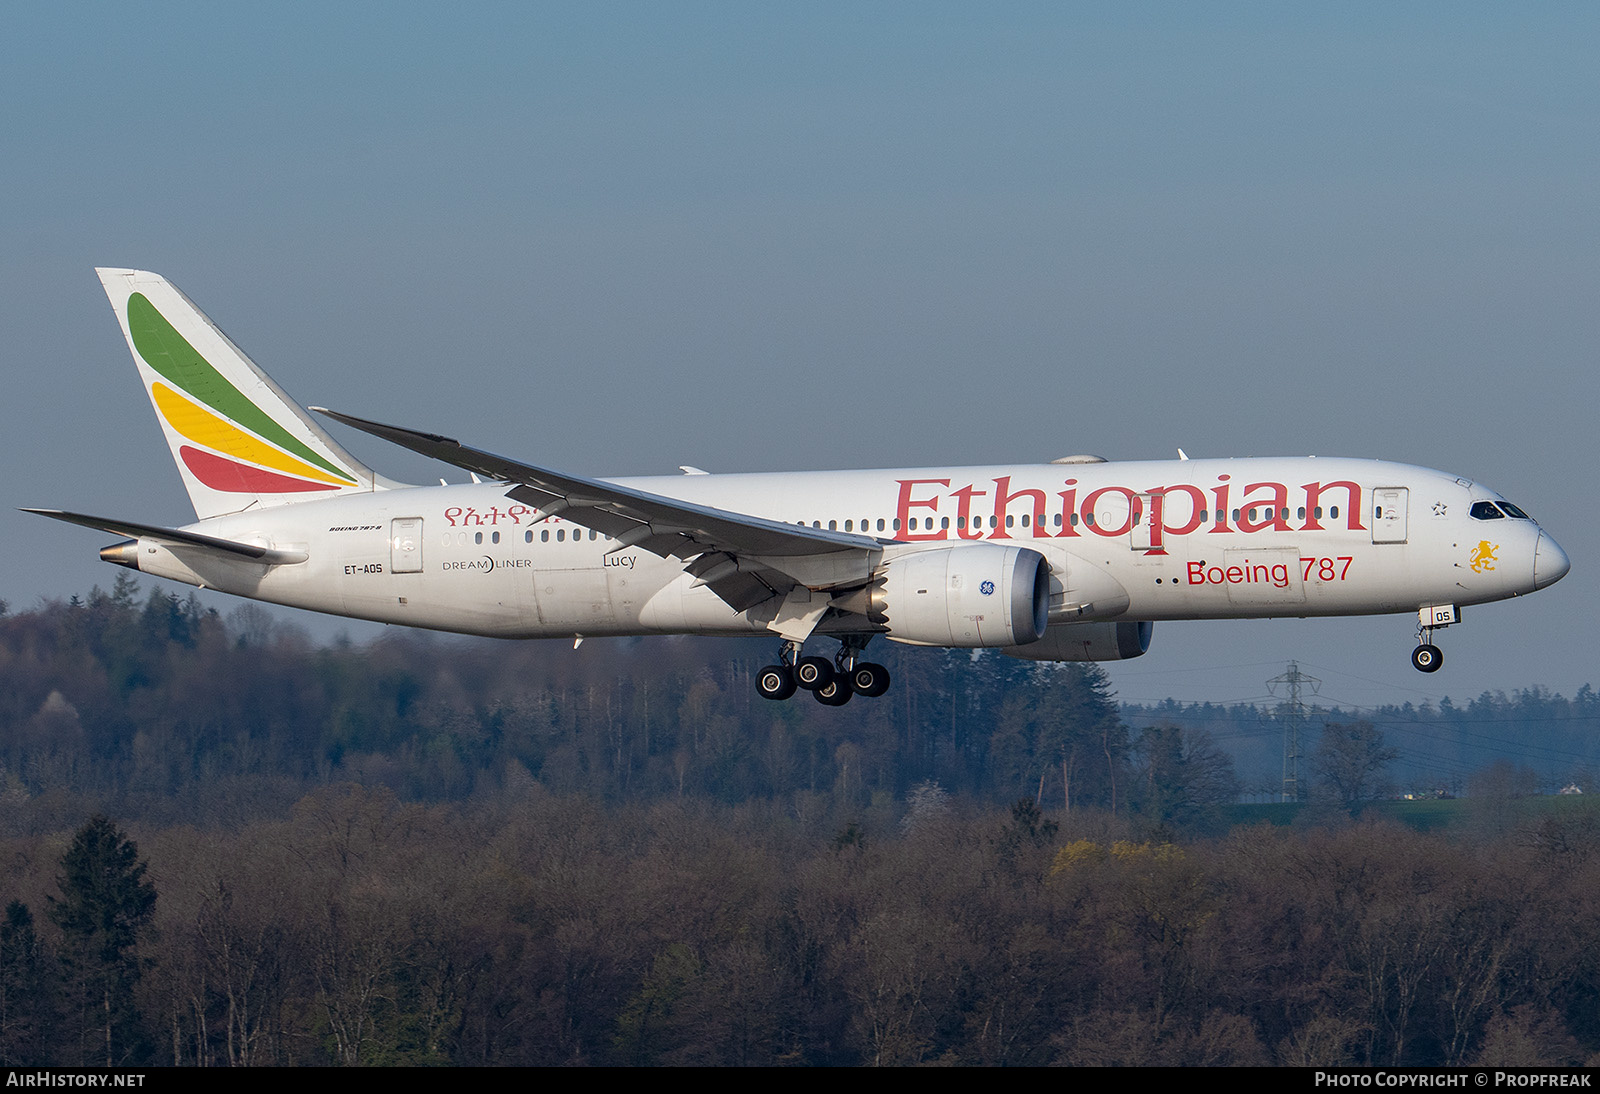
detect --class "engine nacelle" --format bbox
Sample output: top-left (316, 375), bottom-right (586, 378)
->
top-left (1003, 620), bottom-right (1154, 662)
top-left (874, 545), bottom-right (1050, 648)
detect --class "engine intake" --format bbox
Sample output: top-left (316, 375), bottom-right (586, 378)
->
top-left (874, 545), bottom-right (1050, 647)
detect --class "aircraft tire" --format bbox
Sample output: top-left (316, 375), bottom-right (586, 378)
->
top-left (757, 665), bottom-right (797, 701)
top-left (1411, 644), bottom-right (1443, 673)
top-left (813, 678), bottom-right (853, 706)
top-left (850, 662), bottom-right (891, 698)
top-left (795, 656), bottom-right (834, 691)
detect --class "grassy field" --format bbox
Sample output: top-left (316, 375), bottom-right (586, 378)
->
top-left (1229, 793), bottom-right (1598, 833)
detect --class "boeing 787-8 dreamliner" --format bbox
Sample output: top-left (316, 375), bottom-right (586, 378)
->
top-left (26, 269), bottom-right (1571, 705)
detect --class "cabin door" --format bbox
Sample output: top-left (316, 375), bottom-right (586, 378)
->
top-left (1371, 488), bottom-right (1408, 544)
top-left (390, 518), bottom-right (423, 573)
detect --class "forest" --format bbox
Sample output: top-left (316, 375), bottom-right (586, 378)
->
top-left (0, 578), bottom-right (1596, 1066)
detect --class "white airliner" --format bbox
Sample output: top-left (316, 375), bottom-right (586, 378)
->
top-left (26, 269), bottom-right (1571, 705)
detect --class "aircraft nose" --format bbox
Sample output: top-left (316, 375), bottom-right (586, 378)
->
top-left (1534, 532), bottom-right (1571, 590)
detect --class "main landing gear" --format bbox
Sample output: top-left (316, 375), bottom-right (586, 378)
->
top-left (757, 637), bottom-right (892, 706)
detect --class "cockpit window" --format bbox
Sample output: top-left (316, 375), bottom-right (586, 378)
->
top-left (1470, 501), bottom-right (1505, 520)
top-left (1499, 502), bottom-right (1531, 520)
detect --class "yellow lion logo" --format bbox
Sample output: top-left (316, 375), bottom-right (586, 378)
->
top-left (1470, 541), bottom-right (1498, 574)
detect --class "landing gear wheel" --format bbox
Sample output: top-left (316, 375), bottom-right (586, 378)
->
top-left (1411, 644), bottom-right (1443, 673)
top-left (757, 664), bottom-right (796, 701)
top-left (849, 662), bottom-right (891, 698)
top-left (794, 656), bottom-right (835, 691)
top-left (813, 677), bottom-right (853, 706)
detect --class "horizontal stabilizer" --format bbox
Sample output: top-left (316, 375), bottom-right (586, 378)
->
top-left (20, 509), bottom-right (307, 565)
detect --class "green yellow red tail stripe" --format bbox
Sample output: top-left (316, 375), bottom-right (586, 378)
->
top-left (97, 267), bottom-right (379, 519)
top-left (126, 291), bottom-right (357, 490)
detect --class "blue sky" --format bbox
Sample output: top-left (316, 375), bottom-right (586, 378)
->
top-left (5, 3), bottom-right (1598, 711)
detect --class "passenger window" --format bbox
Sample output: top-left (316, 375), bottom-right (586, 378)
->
top-left (474, 532), bottom-right (483, 545)
top-left (877, 519), bottom-right (885, 531)
top-left (1330, 506), bottom-right (1339, 519)
top-left (525, 530), bottom-right (533, 543)
top-left (557, 529), bottom-right (565, 541)
top-left (491, 531), bottom-right (500, 544)
top-left (940, 517), bottom-right (950, 530)
top-left (541, 530), bottom-right (549, 542)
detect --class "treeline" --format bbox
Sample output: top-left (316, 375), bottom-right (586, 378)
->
top-left (4, 581), bottom-right (1600, 1065)
top-left (0, 577), bottom-right (1139, 830)
top-left (5, 791), bottom-right (1599, 1065)
top-left (1126, 686), bottom-right (1600, 797)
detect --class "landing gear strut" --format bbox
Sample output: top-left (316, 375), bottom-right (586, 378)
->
top-left (837, 637), bottom-right (891, 698)
top-left (756, 640), bottom-right (802, 701)
top-left (754, 636), bottom-right (892, 704)
top-left (1410, 606), bottom-right (1455, 673)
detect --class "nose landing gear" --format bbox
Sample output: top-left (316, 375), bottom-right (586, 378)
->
top-left (1410, 605), bottom-right (1457, 673)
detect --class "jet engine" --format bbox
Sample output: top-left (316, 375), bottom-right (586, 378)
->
top-left (870, 544), bottom-right (1050, 648)
top-left (1003, 620), bottom-right (1154, 662)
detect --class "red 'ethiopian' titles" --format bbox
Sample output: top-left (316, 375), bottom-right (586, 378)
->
top-left (893, 476), bottom-right (1364, 553)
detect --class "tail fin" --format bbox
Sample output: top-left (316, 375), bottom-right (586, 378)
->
top-left (97, 268), bottom-right (380, 520)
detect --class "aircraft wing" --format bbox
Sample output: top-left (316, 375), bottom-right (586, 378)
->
top-left (313, 409), bottom-right (882, 614)
top-left (20, 509), bottom-right (308, 565)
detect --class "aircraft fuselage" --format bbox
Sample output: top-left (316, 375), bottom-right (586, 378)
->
top-left (121, 455), bottom-right (1561, 641)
